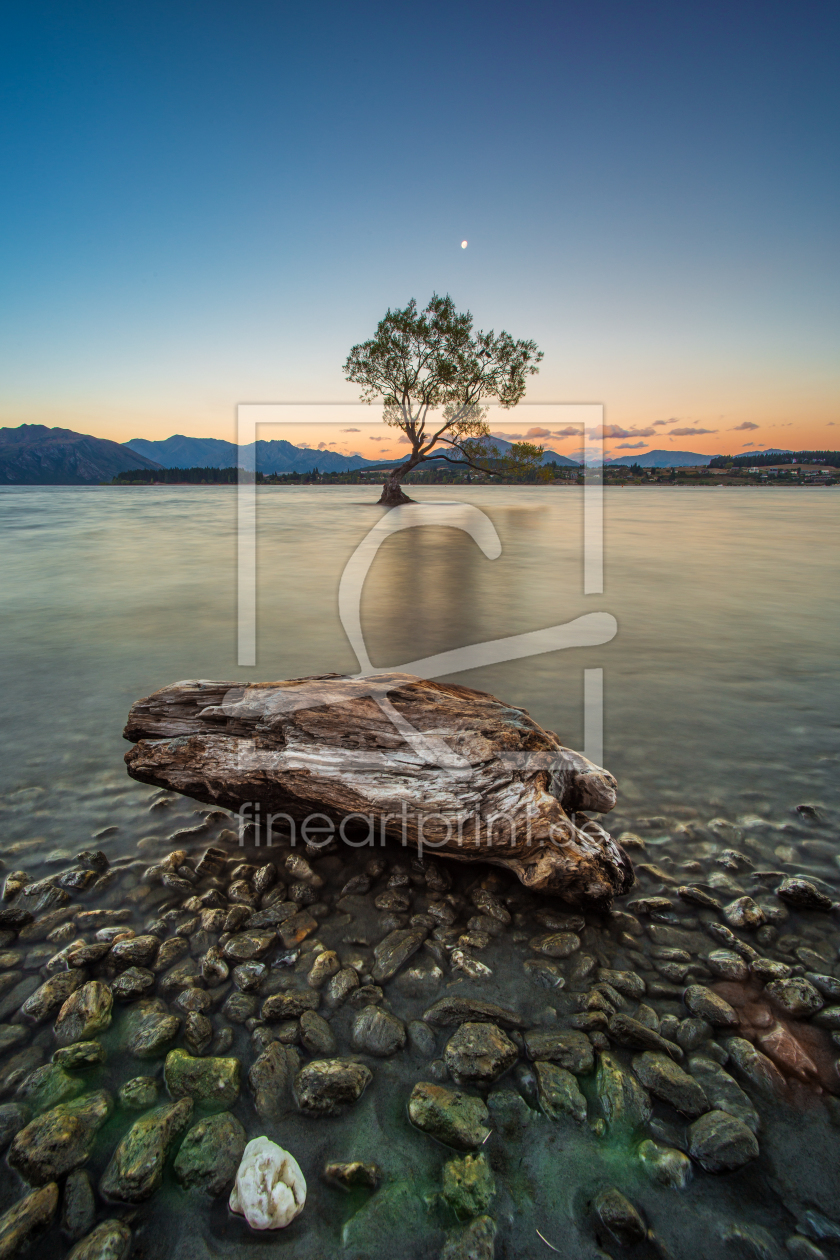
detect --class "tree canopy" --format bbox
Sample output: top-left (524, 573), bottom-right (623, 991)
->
top-left (344, 293), bottom-right (544, 504)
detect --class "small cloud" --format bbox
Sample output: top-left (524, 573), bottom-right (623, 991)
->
top-left (526, 427), bottom-right (551, 438)
top-left (552, 426), bottom-right (584, 437)
top-left (588, 425), bottom-right (630, 439)
top-left (742, 442), bottom-right (755, 447)
top-left (317, 441), bottom-right (328, 450)
top-left (653, 419), bottom-right (673, 427)
top-left (369, 437), bottom-right (383, 442)
top-left (589, 424), bottom-right (659, 439)
top-left (829, 421), bottom-right (835, 426)
top-left (669, 427), bottom-right (717, 436)
top-left (729, 421), bottom-right (759, 432)
top-left (495, 432), bottom-right (525, 440)
top-left (341, 427), bottom-right (360, 432)
top-left (615, 441), bottom-right (648, 450)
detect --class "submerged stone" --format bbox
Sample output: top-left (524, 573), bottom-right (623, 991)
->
top-left (122, 1000), bottom-right (180, 1059)
top-left (683, 985), bottom-right (739, 1028)
top-left (688, 1109), bottom-right (759, 1172)
top-left (323, 1161), bottom-right (381, 1190)
top-left (163, 1049), bottom-right (241, 1111)
top-left (765, 978), bottom-right (824, 1019)
top-left (342, 1182), bottom-right (427, 1258)
top-left (20, 970), bottom-right (87, 1024)
top-left (16, 1063), bottom-right (84, 1114)
top-left (631, 1052), bottom-right (709, 1118)
top-left (688, 1056), bottom-right (759, 1133)
top-left (608, 1014), bottom-right (683, 1060)
top-left (351, 1006), bottom-right (405, 1057)
top-left (53, 1042), bottom-right (105, 1071)
top-left (596, 1051), bottom-right (652, 1131)
top-left (173, 1112), bottom-right (246, 1195)
top-left (54, 982), bottom-right (113, 1048)
top-left (533, 1061), bottom-right (587, 1123)
top-left (229, 1136), bottom-right (306, 1230)
top-left (723, 1036), bottom-right (787, 1097)
top-left (408, 1082), bottom-right (491, 1150)
top-left (111, 968), bottom-right (155, 1001)
top-left (371, 928), bottom-right (427, 983)
top-left (442, 1152), bottom-right (495, 1217)
top-left (439, 1214), bottom-right (497, 1260)
top-left (422, 996), bottom-right (526, 1030)
top-left (66, 1220), bottom-right (131, 1260)
top-left (60, 1168), bottom-right (95, 1241)
top-left (9, 1091), bottom-right (112, 1185)
top-left (294, 1059), bottom-right (372, 1116)
top-left (0, 1103), bottom-right (30, 1151)
top-left (249, 1042), bottom-right (300, 1123)
top-left (443, 1022), bottom-right (517, 1085)
top-left (523, 1029), bottom-right (594, 1073)
top-left (117, 1077), bottom-right (158, 1111)
top-left (99, 1098), bottom-right (193, 1202)
top-left (0, 1183), bottom-right (59, 1258)
top-left (594, 1187), bottom-right (646, 1246)
top-left (638, 1139), bottom-right (692, 1189)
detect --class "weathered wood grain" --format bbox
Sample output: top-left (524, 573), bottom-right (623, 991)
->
top-left (123, 673), bottom-right (633, 907)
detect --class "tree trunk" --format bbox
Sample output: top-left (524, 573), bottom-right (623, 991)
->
top-left (377, 461), bottom-right (416, 507)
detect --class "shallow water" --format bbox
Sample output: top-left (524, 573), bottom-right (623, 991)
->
top-left (0, 485), bottom-right (839, 1259)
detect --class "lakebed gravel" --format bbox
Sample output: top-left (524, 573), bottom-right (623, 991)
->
top-left (0, 791), bottom-right (837, 1259)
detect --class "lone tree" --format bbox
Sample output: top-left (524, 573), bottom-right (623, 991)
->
top-left (344, 293), bottom-right (544, 506)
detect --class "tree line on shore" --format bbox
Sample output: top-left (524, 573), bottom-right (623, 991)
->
top-left (709, 450), bottom-right (840, 469)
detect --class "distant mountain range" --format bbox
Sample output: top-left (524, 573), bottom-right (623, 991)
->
top-left (0, 425), bottom-right (162, 484)
top-left (124, 434), bottom-right (372, 474)
top-left (124, 432), bottom-right (581, 472)
top-left (3, 425), bottom-right (782, 482)
top-left (605, 449), bottom-right (714, 468)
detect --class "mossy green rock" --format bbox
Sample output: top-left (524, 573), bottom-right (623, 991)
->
top-left (9, 1091), bottom-right (112, 1185)
top-left (173, 1112), bottom-right (246, 1195)
top-left (163, 1050), bottom-right (241, 1111)
top-left (66, 1219), bottom-right (131, 1260)
top-left (117, 1076), bottom-right (158, 1111)
top-left (442, 1152), bottom-right (495, 1217)
top-left (408, 1082), bottom-right (491, 1150)
top-left (54, 982), bottom-right (113, 1048)
top-left (440, 1214), bottom-right (497, 1260)
top-left (0, 1183), bottom-right (59, 1259)
top-left (533, 1061), bottom-right (587, 1123)
top-left (53, 1042), bottom-right (105, 1071)
top-left (16, 1063), bottom-right (84, 1114)
top-left (122, 1000), bottom-right (180, 1059)
top-left (596, 1051), bottom-right (651, 1131)
top-left (99, 1097), bottom-right (193, 1202)
top-left (342, 1183), bottom-right (429, 1260)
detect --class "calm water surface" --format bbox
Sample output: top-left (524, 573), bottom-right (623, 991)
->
top-left (0, 485), bottom-right (838, 1260)
top-left (1, 485), bottom-right (838, 823)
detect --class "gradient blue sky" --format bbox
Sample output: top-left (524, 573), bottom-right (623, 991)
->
top-left (1, 0), bottom-right (837, 459)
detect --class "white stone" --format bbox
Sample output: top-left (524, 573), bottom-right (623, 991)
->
top-left (229, 1137), bottom-right (306, 1229)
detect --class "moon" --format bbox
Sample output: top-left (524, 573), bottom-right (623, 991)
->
top-left (461, 240), bottom-right (468, 249)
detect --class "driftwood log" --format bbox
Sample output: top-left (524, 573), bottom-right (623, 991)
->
top-left (123, 673), bottom-right (633, 909)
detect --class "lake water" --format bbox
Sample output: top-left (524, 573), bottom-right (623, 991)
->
top-left (2, 485), bottom-right (838, 824)
top-left (0, 484), bottom-right (838, 1259)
